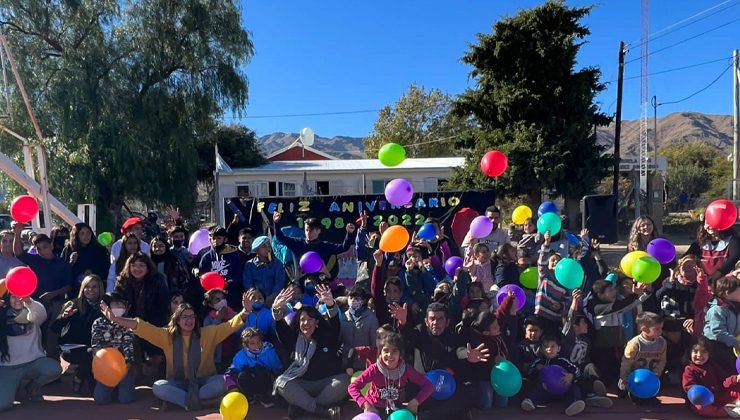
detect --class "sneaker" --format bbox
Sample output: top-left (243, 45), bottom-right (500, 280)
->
top-left (259, 398), bottom-right (275, 409)
top-left (592, 380), bottom-right (607, 396)
top-left (328, 406), bottom-right (341, 420)
top-left (521, 398), bottom-right (536, 412)
top-left (565, 400), bottom-right (586, 416)
top-left (585, 396), bottom-right (613, 408)
top-left (725, 407), bottom-right (740, 418)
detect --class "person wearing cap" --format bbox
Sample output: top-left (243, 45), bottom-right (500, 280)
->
top-left (243, 236), bottom-right (285, 304)
top-left (107, 217), bottom-right (151, 292)
top-left (198, 226), bottom-right (243, 310)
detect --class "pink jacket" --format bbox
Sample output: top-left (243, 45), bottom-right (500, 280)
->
top-left (348, 362), bottom-right (433, 410)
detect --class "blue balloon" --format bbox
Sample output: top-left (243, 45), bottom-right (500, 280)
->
top-left (565, 231), bottom-right (580, 247)
top-left (687, 385), bottom-right (714, 406)
top-left (627, 369), bottom-right (661, 399)
top-left (425, 369), bottom-right (456, 400)
top-left (538, 201), bottom-right (558, 217)
top-left (417, 223), bottom-right (437, 241)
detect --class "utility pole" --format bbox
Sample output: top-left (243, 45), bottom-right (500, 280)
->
top-left (734, 49), bottom-right (739, 200)
top-left (613, 41), bottom-right (626, 198)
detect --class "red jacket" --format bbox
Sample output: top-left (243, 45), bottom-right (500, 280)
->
top-left (682, 361), bottom-right (740, 406)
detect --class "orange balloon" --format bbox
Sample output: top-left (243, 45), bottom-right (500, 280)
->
top-left (0, 279), bottom-right (6, 296)
top-left (93, 348), bottom-right (127, 387)
top-left (379, 225), bottom-right (410, 253)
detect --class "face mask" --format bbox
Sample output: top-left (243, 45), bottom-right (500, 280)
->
top-left (252, 302), bottom-right (264, 311)
top-left (173, 239), bottom-right (185, 248)
top-left (213, 299), bottom-right (227, 310)
top-left (111, 308), bottom-right (126, 318)
top-left (304, 284), bottom-right (317, 296)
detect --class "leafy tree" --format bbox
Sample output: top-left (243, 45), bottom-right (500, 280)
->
top-left (364, 84), bottom-right (472, 158)
top-left (447, 0), bottom-right (611, 213)
top-left (0, 0), bottom-right (253, 229)
top-left (196, 124), bottom-right (266, 184)
top-left (661, 141), bottom-right (732, 208)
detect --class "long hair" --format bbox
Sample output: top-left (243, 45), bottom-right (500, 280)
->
top-left (74, 274), bottom-right (105, 317)
top-left (115, 252), bottom-right (158, 290)
top-left (69, 222), bottom-right (102, 252)
top-left (696, 224), bottom-right (736, 247)
top-left (116, 233), bottom-right (141, 275)
top-left (628, 216), bottom-right (658, 251)
top-left (0, 294), bottom-right (9, 362)
top-left (166, 303), bottom-right (200, 339)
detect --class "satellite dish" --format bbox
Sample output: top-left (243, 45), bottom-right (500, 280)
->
top-left (300, 127), bottom-right (315, 147)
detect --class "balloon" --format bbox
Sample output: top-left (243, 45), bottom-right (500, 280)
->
top-left (200, 272), bottom-right (225, 291)
top-left (353, 413), bottom-right (382, 420)
top-left (631, 256), bottom-right (661, 284)
top-left (469, 215), bottom-right (494, 239)
top-left (737, 353), bottom-right (740, 373)
top-left (497, 284), bottom-right (526, 311)
top-left (538, 201), bottom-right (558, 217)
top-left (687, 385), bottom-right (715, 407)
top-left (536, 212), bottom-right (561, 236)
top-left (512, 205), bottom-right (533, 225)
top-left (646, 238), bottom-right (676, 265)
top-left (519, 267), bottom-right (539, 289)
top-left (379, 225), bottom-right (410, 253)
top-left (28, 247), bottom-right (38, 255)
top-left (220, 391), bottom-right (249, 420)
top-left (92, 348), bottom-right (127, 387)
top-left (188, 228), bottom-right (211, 255)
top-left (480, 150), bottom-right (508, 177)
top-left (620, 251), bottom-right (649, 278)
top-left (490, 360), bottom-right (522, 397)
top-left (627, 368), bottom-right (661, 399)
top-left (565, 232), bottom-right (580, 247)
top-left (388, 409), bottom-right (415, 420)
top-left (540, 365), bottom-right (570, 395)
top-left (299, 251), bottom-right (324, 274)
top-left (554, 258), bottom-right (584, 290)
top-left (426, 369), bottom-right (456, 400)
top-left (378, 143), bottom-right (406, 167)
top-left (5, 266), bottom-right (38, 298)
top-left (0, 279), bottom-right (6, 296)
top-left (417, 223), bottom-right (437, 241)
top-left (385, 178), bottom-right (414, 207)
top-left (10, 195), bottom-right (39, 223)
top-left (444, 256), bottom-right (464, 277)
top-left (705, 199), bottom-right (738, 231)
top-left (97, 232), bottom-right (114, 247)
top-left (350, 370), bottom-right (371, 395)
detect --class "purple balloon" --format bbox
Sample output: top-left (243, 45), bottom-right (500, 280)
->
top-left (188, 229), bottom-right (210, 255)
top-left (496, 284), bottom-right (526, 311)
top-left (444, 256), bottom-right (464, 277)
top-left (647, 238), bottom-right (676, 265)
top-left (469, 215), bottom-right (493, 239)
top-left (299, 251), bottom-right (324, 274)
top-left (384, 178), bottom-right (414, 206)
top-left (28, 247), bottom-right (38, 255)
top-left (736, 354), bottom-right (740, 375)
top-left (540, 365), bottom-right (570, 395)
top-left (353, 413), bottom-right (382, 420)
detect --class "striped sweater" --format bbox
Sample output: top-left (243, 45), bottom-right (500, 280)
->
top-left (536, 244), bottom-right (569, 322)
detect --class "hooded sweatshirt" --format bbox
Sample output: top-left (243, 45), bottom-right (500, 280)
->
top-left (199, 244), bottom-right (244, 310)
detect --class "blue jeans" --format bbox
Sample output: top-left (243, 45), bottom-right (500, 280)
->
top-left (94, 368), bottom-right (136, 405)
top-left (152, 375), bottom-right (226, 410)
top-left (478, 381), bottom-right (508, 409)
top-left (0, 357), bottom-right (62, 412)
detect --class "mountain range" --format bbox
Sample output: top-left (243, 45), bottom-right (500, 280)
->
top-left (257, 112), bottom-right (735, 159)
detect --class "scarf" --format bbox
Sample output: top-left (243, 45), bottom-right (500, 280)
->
top-left (4, 308), bottom-right (31, 337)
top-left (273, 334), bottom-right (317, 393)
top-left (377, 359), bottom-right (405, 381)
top-left (172, 333), bottom-right (201, 410)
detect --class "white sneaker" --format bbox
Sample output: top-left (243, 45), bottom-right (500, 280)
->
top-left (725, 406), bottom-right (740, 418)
top-left (592, 380), bottom-right (607, 396)
top-left (565, 400), bottom-right (586, 416)
top-left (586, 396), bottom-right (613, 408)
top-left (521, 398), bottom-right (536, 412)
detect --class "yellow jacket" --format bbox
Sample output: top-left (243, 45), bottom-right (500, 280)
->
top-left (134, 313), bottom-right (244, 378)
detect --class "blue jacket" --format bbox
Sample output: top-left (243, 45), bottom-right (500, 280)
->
top-left (704, 299), bottom-right (740, 348)
top-left (243, 257), bottom-right (285, 297)
top-left (228, 342), bottom-right (282, 374)
top-left (243, 307), bottom-right (276, 341)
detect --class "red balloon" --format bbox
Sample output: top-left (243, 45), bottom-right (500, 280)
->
top-left (6, 266), bottom-right (38, 298)
top-left (480, 150), bottom-right (508, 177)
top-left (200, 272), bottom-right (226, 291)
top-left (705, 199), bottom-right (738, 231)
top-left (10, 195), bottom-right (39, 223)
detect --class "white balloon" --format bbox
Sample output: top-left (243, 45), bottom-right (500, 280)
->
top-left (300, 127), bottom-right (315, 147)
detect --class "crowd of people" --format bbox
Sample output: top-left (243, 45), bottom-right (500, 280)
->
top-left (2, 204), bottom-right (740, 419)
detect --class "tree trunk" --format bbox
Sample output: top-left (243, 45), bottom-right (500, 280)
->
top-left (563, 196), bottom-right (582, 231)
top-left (526, 190), bottom-right (543, 210)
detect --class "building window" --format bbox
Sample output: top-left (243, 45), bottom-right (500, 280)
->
top-left (283, 182), bottom-right (296, 197)
top-left (316, 181), bottom-right (330, 195)
top-left (371, 180), bottom-right (388, 194)
top-left (241, 182), bottom-right (268, 197)
top-left (236, 185), bottom-right (251, 198)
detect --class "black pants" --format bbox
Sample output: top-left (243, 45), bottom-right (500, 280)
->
top-left (62, 348), bottom-right (93, 382)
top-left (578, 363), bottom-right (602, 394)
top-left (237, 367), bottom-right (273, 397)
top-left (591, 346), bottom-right (621, 386)
top-left (417, 381), bottom-right (476, 420)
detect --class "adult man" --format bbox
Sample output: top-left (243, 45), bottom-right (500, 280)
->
top-left (107, 217), bottom-right (151, 291)
top-left (199, 226), bottom-right (243, 310)
top-left (461, 206), bottom-right (511, 255)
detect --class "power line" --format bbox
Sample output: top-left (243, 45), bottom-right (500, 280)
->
top-left (605, 56), bottom-right (733, 83)
top-left (658, 62), bottom-right (734, 106)
top-left (225, 109), bottom-right (381, 119)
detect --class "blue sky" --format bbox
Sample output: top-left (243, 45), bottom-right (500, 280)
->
top-left (231, 0), bottom-right (739, 138)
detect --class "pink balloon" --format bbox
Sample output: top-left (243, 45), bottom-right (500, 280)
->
top-left (469, 215), bottom-right (493, 239)
top-left (188, 229), bottom-right (210, 255)
top-left (384, 179), bottom-right (414, 206)
top-left (353, 413), bottom-right (382, 420)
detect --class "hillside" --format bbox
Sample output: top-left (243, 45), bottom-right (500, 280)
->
top-left (258, 132), bottom-right (365, 159)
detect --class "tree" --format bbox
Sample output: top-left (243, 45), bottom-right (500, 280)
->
top-left (0, 0), bottom-right (253, 229)
top-left (447, 0), bottom-right (611, 214)
top-left (196, 124), bottom-right (266, 184)
top-left (660, 141), bottom-right (732, 208)
top-left (364, 84), bottom-right (472, 158)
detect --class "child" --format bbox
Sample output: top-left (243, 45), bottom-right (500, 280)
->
top-left (619, 312), bottom-right (667, 403)
top-left (400, 247), bottom-right (435, 311)
top-left (242, 288), bottom-right (276, 343)
top-left (341, 286), bottom-right (379, 371)
top-left (202, 288), bottom-right (237, 372)
top-left (348, 333), bottom-right (433, 416)
top-left (495, 243), bottom-right (519, 287)
top-left (91, 292), bottom-right (136, 405)
top-left (464, 243), bottom-right (495, 296)
top-left (513, 315), bottom-right (544, 375)
top-left (168, 291), bottom-right (186, 317)
top-left (656, 254), bottom-right (701, 333)
top-left (167, 225), bottom-right (190, 267)
top-left (662, 321), bottom-right (691, 385)
top-left (704, 275), bottom-right (740, 372)
top-left (682, 336), bottom-right (740, 418)
top-left (225, 327), bottom-right (282, 408)
top-left (535, 232), bottom-right (568, 335)
top-left (521, 334), bottom-right (587, 416)
top-left (516, 217), bottom-right (541, 265)
top-left (352, 324), bottom-right (397, 370)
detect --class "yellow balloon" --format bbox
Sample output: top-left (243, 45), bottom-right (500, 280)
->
top-left (220, 391), bottom-right (249, 420)
top-left (379, 225), bottom-right (410, 253)
top-left (620, 251), bottom-right (649, 278)
top-left (512, 205), bottom-right (533, 225)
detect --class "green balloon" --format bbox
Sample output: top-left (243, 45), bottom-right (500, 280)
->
top-left (536, 212), bottom-right (562, 235)
top-left (389, 408), bottom-right (415, 420)
top-left (632, 256), bottom-right (661, 284)
top-left (491, 360), bottom-right (522, 397)
top-left (520, 267), bottom-right (539, 289)
top-left (97, 232), bottom-right (113, 247)
top-left (378, 143), bottom-right (406, 167)
top-left (554, 258), bottom-right (584, 290)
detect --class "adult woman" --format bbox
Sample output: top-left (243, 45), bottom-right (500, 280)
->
top-left (100, 293), bottom-right (250, 411)
top-left (107, 233), bottom-right (141, 292)
top-left (50, 225), bottom-right (70, 258)
top-left (0, 294), bottom-right (62, 412)
top-left (627, 216), bottom-right (658, 252)
top-left (51, 275), bottom-right (105, 394)
top-left (271, 284), bottom-right (346, 420)
top-left (150, 235), bottom-right (192, 294)
top-left (61, 223), bottom-right (110, 296)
